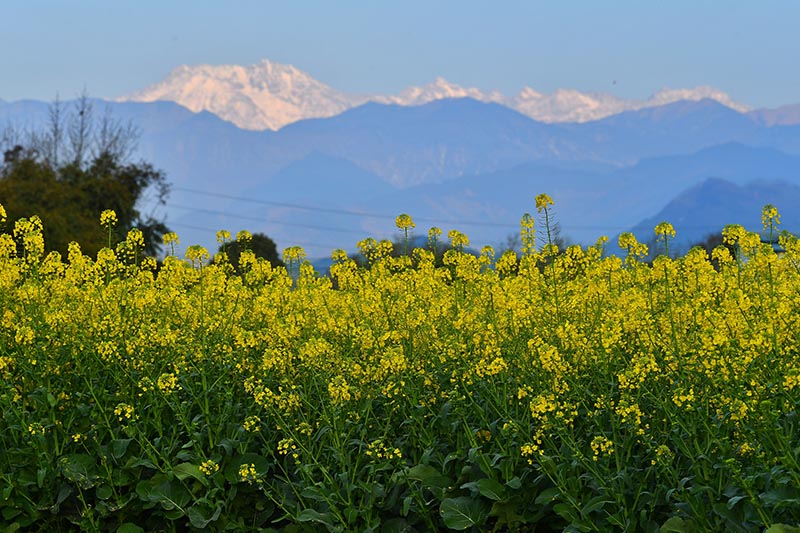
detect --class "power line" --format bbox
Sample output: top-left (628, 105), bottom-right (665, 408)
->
top-left (172, 185), bottom-right (521, 229)
top-left (167, 203), bottom-right (368, 236)
top-left (170, 185), bottom-right (746, 235)
top-left (167, 221), bottom-right (342, 252)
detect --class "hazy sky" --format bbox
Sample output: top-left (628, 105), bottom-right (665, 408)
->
top-left (2, 0), bottom-right (798, 108)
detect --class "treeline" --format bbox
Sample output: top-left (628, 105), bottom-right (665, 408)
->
top-left (0, 95), bottom-right (169, 257)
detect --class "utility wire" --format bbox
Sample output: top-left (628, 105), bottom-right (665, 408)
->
top-left (167, 203), bottom-right (368, 235)
top-left (167, 221), bottom-right (340, 251)
top-left (172, 185), bottom-right (521, 229)
top-left (170, 186), bottom-right (740, 235)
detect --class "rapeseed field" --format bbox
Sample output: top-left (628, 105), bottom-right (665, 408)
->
top-left (1, 196), bottom-right (799, 531)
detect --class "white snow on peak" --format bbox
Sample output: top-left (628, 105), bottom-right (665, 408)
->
top-left (374, 77), bottom-right (506, 106)
top-left (648, 86), bottom-right (750, 113)
top-left (119, 59), bottom-right (751, 130)
top-left (119, 60), bottom-right (366, 130)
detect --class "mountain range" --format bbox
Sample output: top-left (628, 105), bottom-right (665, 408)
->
top-left (119, 59), bottom-right (756, 130)
top-left (4, 61), bottom-right (800, 260)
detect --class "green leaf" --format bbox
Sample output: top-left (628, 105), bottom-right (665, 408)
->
top-left (552, 502), bottom-right (579, 523)
top-left (534, 487), bottom-right (561, 506)
top-left (761, 486), bottom-right (800, 507)
top-left (406, 464), bottom-right (452, 489)
top-left (440, 496), bottom-right (490, 530)
top-left (300, 486), bottom-right (329, 502)
top-left (296, 509), bottom-right (336, 528)
top-left (581, 495), bottom-right (614, 517)
top-left (402, 495), bottom-right (412, 516)
top-left (175, 449), bottom-right (194, 462)
top-left (187, 506), bottom-right (212, 529)
top-left (381, 517), bottom-right (410, 533)
top-left (475, 478), bottom-right (506, 501)
top-left (59, 454), bottom-right (98, 487)
top-left (505, 477), bottom-right (522, 490)
top-left (126, 457), bottom-right (157, 470)
top-left (117, 524), bottom-right (144, 533)
top-left (134, 475), bottom-right (191, 512)
top-left (111, 439), bottom-right (133, 459)
top-left (173, 463), bottom-right (206, 485)
top-left (660, 516), bottom-right (693, 533)
top-left (489, 500), bottom-right (524, 525)
top-left (217, 438), bottom-right (238, 455)
top-left (726, 495), bottom-right (747, 509)
top-left (96, 484), bottom-right (113, 500)
top-left (766, 526), bottom-right (800, 533)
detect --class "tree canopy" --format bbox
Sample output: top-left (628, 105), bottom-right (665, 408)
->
top-left (217, 232), bottom-right (284, 272)
top-left (0, 95), bottom-right (170, 257)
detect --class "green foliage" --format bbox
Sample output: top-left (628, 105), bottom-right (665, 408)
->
top-left (217, 232), bottom-right (284, 271)
top-left (0, 96), bottom-right (170, 256)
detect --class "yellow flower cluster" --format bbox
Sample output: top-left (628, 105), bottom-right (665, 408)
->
top-left (114, 403), bottom-right (135, 422)
top-left (651, 444), bottom-right (674, 466)
top-left (200, 459), bottom-right (219, 476)
top-left (243, 415), bottom-right (261, 432)
top-left (590, 435), bottom-right (614, 461)
top-left (100, 209), bottom-right (117, 229)
top-left (238, 463), bottom-right (259, 484)
top-left (365, 439), bottom-right (403, 461)
top-left (395, 213), bottom-right (415, 230)
top-left (277, 438), bottom-right (299, 462)
top-left (157, 372), bottom-right (179, 393)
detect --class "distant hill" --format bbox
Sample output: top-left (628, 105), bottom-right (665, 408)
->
top-left (749, 104), bottom-right (800, 126)
top-left (627, 178), bottom-right (800, 252)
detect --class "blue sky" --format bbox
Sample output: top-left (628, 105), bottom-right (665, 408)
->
top-left (1, 0), bottom-right (798, 108)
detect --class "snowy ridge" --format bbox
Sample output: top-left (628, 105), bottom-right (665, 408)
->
top-left (119, 59), bottom-right (750, 130)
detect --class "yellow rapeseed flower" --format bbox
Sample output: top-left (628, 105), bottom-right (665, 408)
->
top-left (590, 435), bottom-right (614, 461)
top-left (654, 221), bottom-right (676, 240)
top-left (114, 403), bottom-right (135, 422)
top-left (100, 209), bottom-right (117, 229)
top-left (162, 232), bottom-right (180, 246)
top-left (535, 193), bottom-right (554, 213)
top-left (395, 213), bottom-right (415, 230)
top-left (282, 246), bottom-right (306, 263)
top-left (762, 204), bottom-right (780, 230)
top-left (185, 245), bottom-right (210, 263)
top-left (243, 415), bottom-right (261, 432)
top-left (428, 226), bottom-right (442, 245)
top-left (200, 459), bottom-right (219, 476)
top-left (447, 229), bottom-right (470, 249)
top-left (722, 224), bottom-right (746, 246)
top-left (236, 230), bottom-right (252, 244)
top-left (126, 228), bottom-right (145, 248)
top-left (157, 373), bottom-right (179, 393)
top-left (238, 463), bottom-right (258, 484)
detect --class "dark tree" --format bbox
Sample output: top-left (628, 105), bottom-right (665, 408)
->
top-left (218, 232), bottom-right (284, 272)
top-left (0, 95), bottom-right (170, 257)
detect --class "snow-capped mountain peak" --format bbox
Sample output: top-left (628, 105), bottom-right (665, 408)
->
top-left (648, 86), bottom-right (750, 113)
top-left (119, 60), bottom-right (364, 130)
top-left (373, 77), bottom-right (506, 107)
top-left (119, 59), bottom-right (750, 130)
